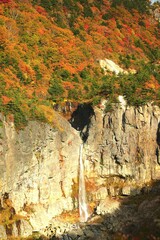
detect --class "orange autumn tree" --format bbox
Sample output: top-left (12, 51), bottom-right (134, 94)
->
top-left (0, 0), bottom-right (159, 127)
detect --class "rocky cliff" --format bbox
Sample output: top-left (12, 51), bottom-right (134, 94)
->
top-left (0, 112), bottom-right (81, 238)
top-left (84, 102), bottom-right (160, 202)
top-left (0, 102), bottom-right (160, 239)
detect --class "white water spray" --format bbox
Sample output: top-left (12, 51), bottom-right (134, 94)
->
top-left (79, 144), bottom-right (89, 222)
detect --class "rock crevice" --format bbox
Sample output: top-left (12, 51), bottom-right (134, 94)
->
top-left (0, 103), bottom-right (160, 238)
top-left (84, 103), bottom-right (160, 199)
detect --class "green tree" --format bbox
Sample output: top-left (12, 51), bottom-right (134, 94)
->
top-left (33, 65), bottom-right (42, 81)
top-left (111, 0), bottom-right (150, 13)
top-left (48, 80), bottom-right (64, 101)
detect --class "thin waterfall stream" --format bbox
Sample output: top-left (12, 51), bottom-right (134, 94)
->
top-left (79, 144), bottom-right (89, 222)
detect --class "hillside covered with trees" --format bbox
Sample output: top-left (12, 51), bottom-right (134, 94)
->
top-left (0, 0), bottom-right (160, 128)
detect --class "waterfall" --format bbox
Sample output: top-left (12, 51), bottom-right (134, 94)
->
top-left (79, 144), bottom-right (89, 222)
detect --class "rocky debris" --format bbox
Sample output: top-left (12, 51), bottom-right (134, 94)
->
top-left (42, 183), bottom-right (160, 239)
top-left (99, 59), bottom-right (136, 75)
top-left (121, 186), bottom-right (131, 196)
top-left (0, 102), bottom-right (160, 238)
top-left (151, 6), bottom-right (160, 21)
top-left (95, 187), bottom-right (108, 200)
top-left (96, 198), bottom-right (120, 215)
top-left (99, 59), bottom-right (127, 75)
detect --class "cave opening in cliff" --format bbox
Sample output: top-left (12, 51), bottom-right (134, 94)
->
top-left (69, 103), bottom-right (95, 142)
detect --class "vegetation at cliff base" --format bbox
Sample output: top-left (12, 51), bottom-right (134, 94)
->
top-left (0, 0), bottom-right (160, 127)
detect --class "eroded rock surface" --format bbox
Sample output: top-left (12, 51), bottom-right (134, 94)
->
top-left (0, 102), bottom-right (160, 239)
top-left (0, 113), bottom-right (81, 237)
top-left (84, 103), bottom-right (160, 200)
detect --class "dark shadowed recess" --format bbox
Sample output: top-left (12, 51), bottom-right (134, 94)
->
top-left (156, 122), bottom-right (160, 164)
top-left (69, 103), bottom-right (95, 142)
top-left (157, 122), bottom-right (160, 147)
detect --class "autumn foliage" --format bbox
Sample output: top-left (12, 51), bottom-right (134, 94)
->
top-left (0, 0), bottom-right (160, 127)
top-left (0, 0), bottom-right (11, 3)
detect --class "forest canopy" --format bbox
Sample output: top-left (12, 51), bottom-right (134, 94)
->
top-left (0, 0), bottom-right (160, 127)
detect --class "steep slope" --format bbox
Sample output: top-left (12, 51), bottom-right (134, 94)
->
top-left (0, 0), bottom-right (160, 127)
top-left (0, 111), bottom-right (82, 236)
top-left (0, 103), bottom-right (160, 239)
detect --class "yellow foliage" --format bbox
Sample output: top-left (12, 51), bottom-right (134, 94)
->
top-left (37, 104), bottom-right (55, 123)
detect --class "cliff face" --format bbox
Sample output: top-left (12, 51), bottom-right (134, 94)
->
top-left (0, 113), bottom-right (81, 233)
top-left (84, 103), bottom-right (160, 201)
top-left (0, 103), bottom-right (160, 238)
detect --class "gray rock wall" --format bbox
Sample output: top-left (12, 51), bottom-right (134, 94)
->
top-left (0, 113), bottom-right (81, 233)
top-left (0, 103), bottom-right (160, 238)
top-left (84, 103), bottom-right (160, 198)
